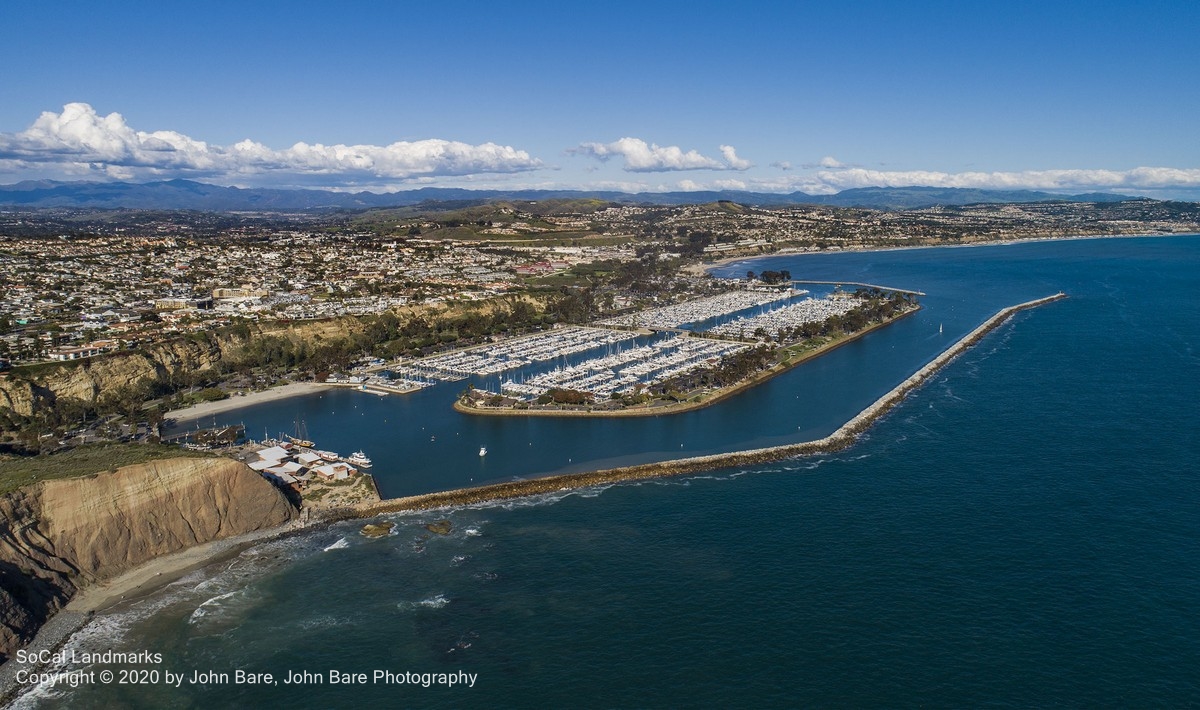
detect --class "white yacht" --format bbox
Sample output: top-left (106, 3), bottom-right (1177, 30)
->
top-left (346, 451), bottom-right (373, 468)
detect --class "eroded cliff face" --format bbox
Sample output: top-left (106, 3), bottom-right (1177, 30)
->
top-left (0, 457), bottom-right (297, 661)
top-left (0, 294), bottom-right (554, 420)
top-left (0, 336), bottom-right (229, 418)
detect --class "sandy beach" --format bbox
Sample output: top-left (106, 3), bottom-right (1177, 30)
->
top-left (162, 382), bottom-right (326, 435)
top-left (66, 523), bottom-right (305, 614)
top-left (0, 521), bottom-right (309, 702)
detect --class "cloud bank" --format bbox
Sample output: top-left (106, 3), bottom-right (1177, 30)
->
top-left (1, 105), bottom-right (1197, 197)
top-left (571, 137), bottom-right (751, 172)
top-left (805, 166), bottom-right (1200, 194)
top-left (664, 158), bottom-right (1200, 197)
top-left (0, 103), bottom-right (543, 185)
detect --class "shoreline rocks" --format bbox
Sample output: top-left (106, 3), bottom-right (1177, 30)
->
top-left (360, 522), bottom-right (396, 538)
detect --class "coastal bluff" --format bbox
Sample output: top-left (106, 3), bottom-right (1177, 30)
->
top-left (0, 457), bottom-right (297, 662)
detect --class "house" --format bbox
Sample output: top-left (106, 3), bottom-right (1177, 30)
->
top-left (313, 462), bottom-right (358, 481)
top-left (256, 445), bottom-right (291, 463)
top-left (47, 345), bottom-right (104, 361)
top-left (296, 451), bottom-right (323, 467)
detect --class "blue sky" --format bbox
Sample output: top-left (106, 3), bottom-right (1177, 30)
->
top-left (3, 0), bottom-right (1199, 197)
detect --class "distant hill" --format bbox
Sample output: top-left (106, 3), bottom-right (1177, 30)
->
top-left (800, 186), bottom-right (1135, 210)
top-left (0, 179), bottom-right (1138, 212)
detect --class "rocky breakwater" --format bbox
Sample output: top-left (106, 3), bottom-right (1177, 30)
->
top-left (0, 457), bottom-right (297, 662)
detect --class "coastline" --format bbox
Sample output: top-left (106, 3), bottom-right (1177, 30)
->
top-left (65, 523), bottom-right (309, 614)
top-left (455, 307), bottom-right (920, 418)
top-left (0, 520), bottom-right (311, 703)
top-left (689, 231), bottom-right (1183, 274)
top-left (0, 292), bottom-right (1065, 698)
top-left (161, 382), bottom-right (325, 434)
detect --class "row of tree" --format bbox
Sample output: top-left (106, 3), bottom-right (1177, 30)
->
top-left (747, 269), bottom-right (792, 284)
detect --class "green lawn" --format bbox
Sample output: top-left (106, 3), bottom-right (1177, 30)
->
top-left (0, 443), bottom-right (212, 495)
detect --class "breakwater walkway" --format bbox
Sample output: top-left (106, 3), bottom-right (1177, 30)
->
top-left (348, 293), bottom-right (1066, 517)
top-left (790, 280), bottom-right (926, 296)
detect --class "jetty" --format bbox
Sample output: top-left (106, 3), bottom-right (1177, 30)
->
top-left (348, 293), bottom-right (1066, 517)
top-left (790, 280), bottom-right (926, 296)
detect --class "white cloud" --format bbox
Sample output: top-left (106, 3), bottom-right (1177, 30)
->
top-left (0, 103), bottom-right (543, 184)
top-left (700, 166), bottom-right (1200, 197)
top-left (571, 137), bottom-right (750, 172)
top-left (770, 161), bottom-right (792, 171)
top-left (588, 180), bottom-right (654, 193)
top-left (719, 145), bottom-right (752, 171)
top-left (799, 156), bottom-right (848, 170)
top-left (811, 166), bottom-right (1200, 193)
top-left (675, 179), bottom-right (748, 191)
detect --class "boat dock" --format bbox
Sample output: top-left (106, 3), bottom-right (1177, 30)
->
top-left (598, 288), bottom-right (797, 330)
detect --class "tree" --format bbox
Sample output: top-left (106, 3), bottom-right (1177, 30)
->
top-left (746, 270), bottom-right (756, 281)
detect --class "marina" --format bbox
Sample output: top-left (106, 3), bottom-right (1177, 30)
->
top-left (320, 291), bottom-right (853, 403)
top-left (706, 293), bottom-right (867, 339)
top-left (324, 372), bottom-right (437, 393)
top-left (399, 326), bottom-right (639, 379)
top-left (497, 335), bottom-right (748, 400)
top-left (597, 288), bottom-right (799, 330)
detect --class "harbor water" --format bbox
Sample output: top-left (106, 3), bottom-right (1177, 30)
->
top-left (15, 235), bottom-right (1200, 707)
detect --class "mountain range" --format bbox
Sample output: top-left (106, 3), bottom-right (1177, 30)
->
top-left (0, 179), bottom-right (1139, 212)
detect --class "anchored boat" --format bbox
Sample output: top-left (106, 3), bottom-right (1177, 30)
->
top-left (346, 450), bottom-right (373, 468)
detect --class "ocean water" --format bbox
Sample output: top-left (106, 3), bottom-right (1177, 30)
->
top-left (16, 235), bottom-right (1200, 707)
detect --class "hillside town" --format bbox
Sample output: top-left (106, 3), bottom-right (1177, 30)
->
top-left (3, 196), bottom-right (1199, 367)
top-left (0, 230), bottom-right (631, 364)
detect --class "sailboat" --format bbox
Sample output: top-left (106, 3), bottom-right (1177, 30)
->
top-left (285, 419), bottom-right (314, 448)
